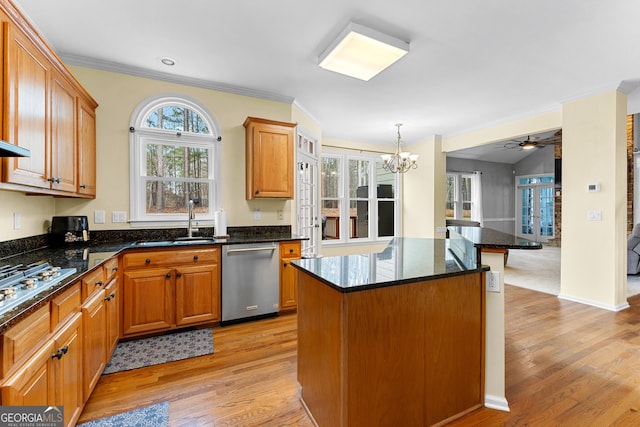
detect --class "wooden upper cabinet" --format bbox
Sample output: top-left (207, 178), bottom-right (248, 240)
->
top-left (0, 2), bottom-right (98, 197)
top-left (3, 21), bottom-right (50, 189)
top-left (50, 69), bottom-right (77, 193)
top-left (77, 98), bottom-right (96, 197)
top-left (244, 117), bottom-right (295, 200)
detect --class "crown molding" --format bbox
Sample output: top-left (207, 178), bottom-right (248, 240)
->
top-left (60, 53), bottom-right (296, 105)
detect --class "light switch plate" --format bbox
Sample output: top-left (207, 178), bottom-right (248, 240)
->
top-left (94, 210), bottom-right (105, 224)
top-left (13, 212), bottom-right (20, 230)
top-left (254, 209), bottom-right (261, 220)
top-left (112, 211), bottom-right (127, 223)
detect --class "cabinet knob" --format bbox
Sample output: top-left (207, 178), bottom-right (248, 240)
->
top-left (166, 273), bottom-right (171, 279)
top-left (193, 255), bottom-right (199, 261)
top-left (61, 345), bottom-right (68, 355)
top-left (55, 177), bottom-right (61, 184)
top-left (52, 349), bottom-right (63, 360)
top-left (283, 262), bottom-right (288, 268)
top-left (255, 190), bottom-right (260, 195)
top-left (289, 249), bottom-right (294, 253)
top-left (146, 259), bottom-right (151, 264)
top-left (176, 272), bottom-right (182, 278)
top-left (113, 266), bottom-right (119, 272)
top-left (95, 280), bottom-right (103, 287)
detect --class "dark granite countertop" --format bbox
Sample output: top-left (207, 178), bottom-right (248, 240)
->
top-left (447, 226), bottom-right (542, 250)
top-left (0, 229), bottom-right (305, 333)
top-left (292, 237), bottom-right (488, 293)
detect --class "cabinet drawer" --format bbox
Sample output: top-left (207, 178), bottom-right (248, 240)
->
top-left (103, 257), bottom-right (119, 282)
top-left (122, 248), bottom-right (220, 269)
top-left (0, 305), bottom-right (50, 379)
top-left (50, 282), bottom-right (81, 329)
top-left (81, 267), bottom-right (106, 302)
top-left (280, 242), bottom-right (301, 258)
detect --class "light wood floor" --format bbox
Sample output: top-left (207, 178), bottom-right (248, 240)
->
top-left (79, 285), bottom-right (640, 426)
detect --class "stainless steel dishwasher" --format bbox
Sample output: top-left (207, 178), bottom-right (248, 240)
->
top-left (221, 242), bottom-right (280, 323)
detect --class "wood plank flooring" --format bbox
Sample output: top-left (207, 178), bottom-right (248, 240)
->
top-left (79, 285), bottom-right (640, 426)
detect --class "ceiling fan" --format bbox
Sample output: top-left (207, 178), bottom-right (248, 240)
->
top-left (502, 135), bottom-right (553, 150)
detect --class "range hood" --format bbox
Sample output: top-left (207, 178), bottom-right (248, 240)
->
top-left (0, 140), bottom-right (30, 157)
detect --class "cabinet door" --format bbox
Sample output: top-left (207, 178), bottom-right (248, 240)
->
top-left (3, 22), bottom-right (51, 188)
top-left (244, 118), bottom-right (295, 199)
top-left (77, 98), bottom-right (96, 196)
top-left (0, 339), bottom-right (54, 405)
top-left (280, 241), bottom-right (301, 311)
top-left (104, 277), bottom-right (120, 357)
top-left (175, 264), bottom-right (220, 326)
top-left (122, 268), bottom-right (173, 336)
top-left (81, 290), bottom-right (106, 401)
top-left (51, 313), bottom-right (83, 427)
top-left (50, 69), bottom-right (77, 193)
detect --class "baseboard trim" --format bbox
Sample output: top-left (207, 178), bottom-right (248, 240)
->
top-left (558, 293), bottom-right (631, 312)
top-left (484, 394), bottom-right (510, 412)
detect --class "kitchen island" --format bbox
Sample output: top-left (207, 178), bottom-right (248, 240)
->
top-left (292, 236), bottom-right (489, 427)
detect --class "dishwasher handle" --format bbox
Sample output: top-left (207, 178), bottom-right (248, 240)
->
top-left (225, 245), bottom-right (277, 254)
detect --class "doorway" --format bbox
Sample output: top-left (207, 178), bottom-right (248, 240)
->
top-left (516, 175), bottom-right (555, 243)
top-left (296, 129), bottom-right (320, 257)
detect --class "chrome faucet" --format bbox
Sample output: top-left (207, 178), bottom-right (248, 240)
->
top-left (188, 199), bottom-right (199, 237)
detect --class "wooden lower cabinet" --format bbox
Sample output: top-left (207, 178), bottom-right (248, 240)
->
top-left (122, 267), bottom-right (173, 335)
top-left (175, 264), bottom-right (220, 326)
top-left (104, 278), bottom-right (120, 358)
top-left (122, 247), bottom-right (221, 337)
top-left (81, 289), bottom-right (107, 401)
top-left (1, 312), bottom-right (82, 427)
top-left (52, 313), bottom-right (83, 427)
top-left (280, 241), bottom-right (301, 312)
top-left (1, 340), bottom-right (55, 405)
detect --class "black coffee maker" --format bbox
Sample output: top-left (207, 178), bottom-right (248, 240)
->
top-left (50, 216), bottom-right (90, 245)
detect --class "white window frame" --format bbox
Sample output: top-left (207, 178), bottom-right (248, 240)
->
top-left (321, 151), bottom-right (400, 245)
top-left (446, 172), bottom-right (475, 221)
top-left (129, 94), bottom-right (222, 227)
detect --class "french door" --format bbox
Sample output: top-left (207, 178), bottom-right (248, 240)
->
top-left (516, 175), bottom-right (555, 242)
top-left (296, 130), bottom-right (320, 257)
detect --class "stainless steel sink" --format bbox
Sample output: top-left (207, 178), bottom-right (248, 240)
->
top-left (132, 237), bottom-right (217, 247)
top-left (132, 240), bottom-right (174, 247)
top-left (172, 237), bottom-right (217, 244)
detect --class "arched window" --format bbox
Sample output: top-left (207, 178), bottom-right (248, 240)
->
top-left (129, 94), bottom-right (221, 226)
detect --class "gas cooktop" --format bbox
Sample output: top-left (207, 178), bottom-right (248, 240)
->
top-left (0, 262), bottom-right (76, 317)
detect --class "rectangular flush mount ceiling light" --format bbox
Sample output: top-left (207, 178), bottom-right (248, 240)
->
top-left (318, 22), bottom-right (409, 81)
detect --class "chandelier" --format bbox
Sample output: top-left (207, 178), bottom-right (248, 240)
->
top-left (381, 123), bottom-right (418, 173)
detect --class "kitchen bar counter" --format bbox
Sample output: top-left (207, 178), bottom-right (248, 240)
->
top-left (0, 231), bottom-right (304, 333)
top-left (293, 236), bottom-right (488, 426)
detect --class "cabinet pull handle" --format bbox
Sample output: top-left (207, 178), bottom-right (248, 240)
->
top-left (95, 280), bottom-right (103, 287)
top-left (166, 273), bottom-right (171, 279)
top-left (104, 292), bottom-right (116, 301)
top-left (80, 184), bottom-right (87, 189)
top-left (52, 349), bottom-right (63, 360)
top-left (176, 272), bottom-right (182, 278)
top-left (193, 255), bottom-right (199, 261)
top-left (55, 177), bottom-right (61, 184)
top-left (47, 177), bottom-right (54, 183)
top-left (61, 345), bottom-right (68, 355)
top-left (113, 266), bottom-right (119, 272)
top-left (255, 190), bottom-right (260, 195)
top-left (145, 259), bottom-right (151, 264)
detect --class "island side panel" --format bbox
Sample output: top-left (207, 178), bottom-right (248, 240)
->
top-left (424, 273), bottom-right (485, 426)
top-left (297, 271), bottom-right (346, 427)
top-left (343, 281), bottom-right (427, 426)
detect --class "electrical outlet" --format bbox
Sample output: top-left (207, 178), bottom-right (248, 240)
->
top-left (94, 210), bottom-right (105, 224)
top-left (277, 210), bottom-right (284, 221)
top-left (486, 271), bottom-right (500, 292)
top-left (254, 209), bottom-right (261, 220)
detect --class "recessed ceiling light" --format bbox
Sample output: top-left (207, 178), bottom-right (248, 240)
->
top-left (161, 57), bottom-right (176, 66)
top-left (318, 22), bottom-right (409, 81)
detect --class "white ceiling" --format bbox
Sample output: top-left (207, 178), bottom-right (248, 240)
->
top-left (12, 0), bottom-right (640, 152)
